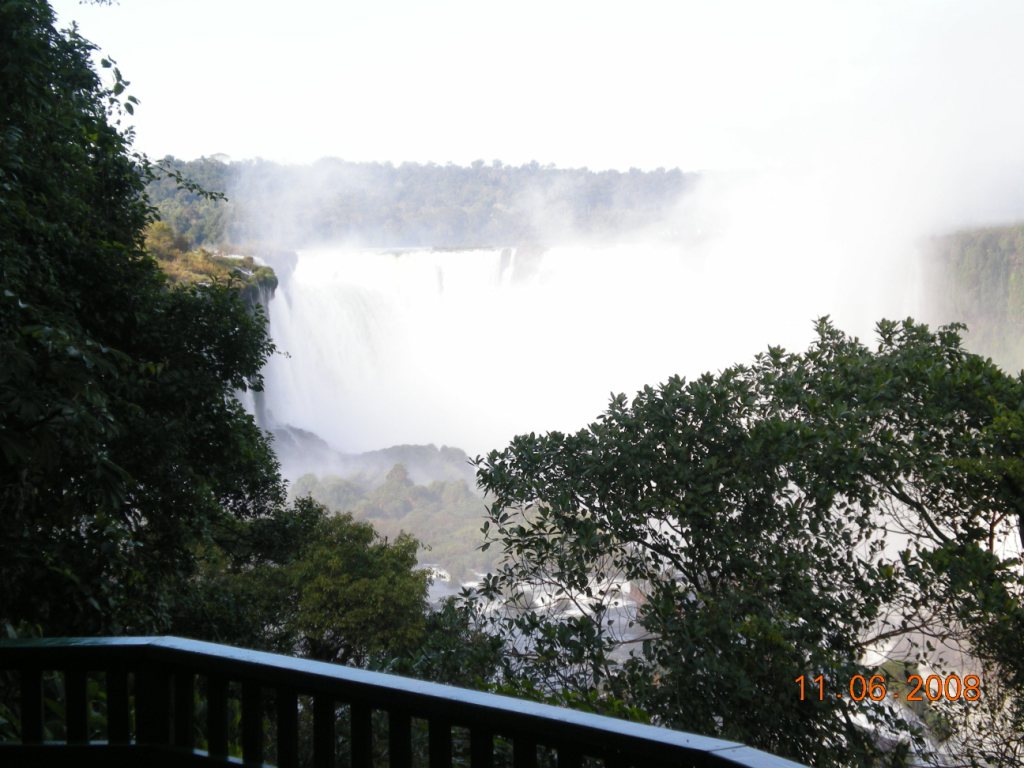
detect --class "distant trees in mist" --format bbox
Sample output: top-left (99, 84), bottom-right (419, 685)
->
top-left (291, 464), bottom-right (495, 583)
top-left (146, 156), bottom-right (697, 248)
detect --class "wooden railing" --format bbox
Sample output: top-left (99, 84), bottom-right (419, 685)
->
top-left (0, 636), bottom-right (805, 767)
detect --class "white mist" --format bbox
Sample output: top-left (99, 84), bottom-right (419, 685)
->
top-left (259, 210), bottom-right (923, 457)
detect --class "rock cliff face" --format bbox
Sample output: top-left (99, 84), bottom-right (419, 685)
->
top-left (927, 223), bottom-right (1024, 371)
top-left (239, 265), bottom-right (279, 309)
top-left (147, 219), bottom-right (282, 310)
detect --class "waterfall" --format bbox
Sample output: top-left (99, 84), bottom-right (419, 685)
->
top-left (257, 238), bottom-right (922, 460)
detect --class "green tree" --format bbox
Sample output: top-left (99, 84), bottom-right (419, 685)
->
top-left (170, 497), bottom-right (439, 671)
top-left (386, 597), bottom-right (504, 686)
top-left (473, 318), bottom-right (1024, 767)
top-left (0, 0), bottom-right (279, 634)
top-left (144, 220), bottom-right (189, 261)
top-left (293, 512), bottom-right (429, 666)
top-left (0, 4), bottom-right (486, 713)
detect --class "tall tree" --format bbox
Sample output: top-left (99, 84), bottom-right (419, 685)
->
top-left (473, 318), bottom-right (1024, 767)
top-left (0, 0), bottom-right (280, 634)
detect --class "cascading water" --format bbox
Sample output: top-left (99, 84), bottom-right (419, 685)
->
top-left (257, 234), bottom-right (923, 466)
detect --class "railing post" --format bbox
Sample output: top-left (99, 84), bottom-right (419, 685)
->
top-left (313, 693), bottom-right (335, 768)
top-left (388, 707), bottom-right (412, 768)
top-left (350, 702), bottom-right (372, 768)
top-left (136, 663), bottom-right (171, 746)
top-left (207, 674), bottom-right (229, 759)
top-left (557, 746), bottom-right (582, 768)
top-left (513, 737), bottom-right (539, 768)
top-left (107, 666), bottom-right (130, 744)
top-left (470, 728), bottom-right (494, 768)
top-left (65, 668), bottom-right (88, 744)
top-left (241, 679), bottom-right (263, 766)
top-left (19, 667), bottom-right (42, 744)
top-left (174, 669), bottom-right (195, 750)
top-left (428, 717), bottom-right (452, 768)
top-left (277, 687), bottom-right (299, 768)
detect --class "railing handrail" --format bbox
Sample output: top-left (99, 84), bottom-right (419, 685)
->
top-left (0, 635), bottom-right (808, 768)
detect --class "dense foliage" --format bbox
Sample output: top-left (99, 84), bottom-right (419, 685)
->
top-left (0, 0), bottom-right (279, 633)
top-left (146, 156), bottom-right (696, 248)
top-left (0, 0), bottom-right (446, 677)
top-left (473, 318), bottom-right (1024, 767)
top-left (169, 497), bottom-right (434, 667)
top-left (144, 158), bottom-right (234, 246)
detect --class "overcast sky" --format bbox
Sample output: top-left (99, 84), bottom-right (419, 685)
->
top-left (49, 0), bottom-right (1024, 174)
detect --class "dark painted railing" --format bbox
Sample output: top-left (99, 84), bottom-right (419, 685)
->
top-left (0, 636), bottom-right (805, 768)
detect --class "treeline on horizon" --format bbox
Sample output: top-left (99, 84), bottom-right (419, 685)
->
top-left (150, 154), bottom-right (1024, 373)
top-left (146, 156), bottom-right (697, 248)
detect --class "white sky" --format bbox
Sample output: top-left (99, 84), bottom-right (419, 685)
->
top-left (49, 0), bottom-right (1024, 173)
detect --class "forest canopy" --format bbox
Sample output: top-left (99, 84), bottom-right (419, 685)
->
top-left (146, 156), bottom-right (697, 248)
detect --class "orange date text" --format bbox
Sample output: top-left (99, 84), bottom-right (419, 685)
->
top-left (795, 673), bottom-right (981, 702)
